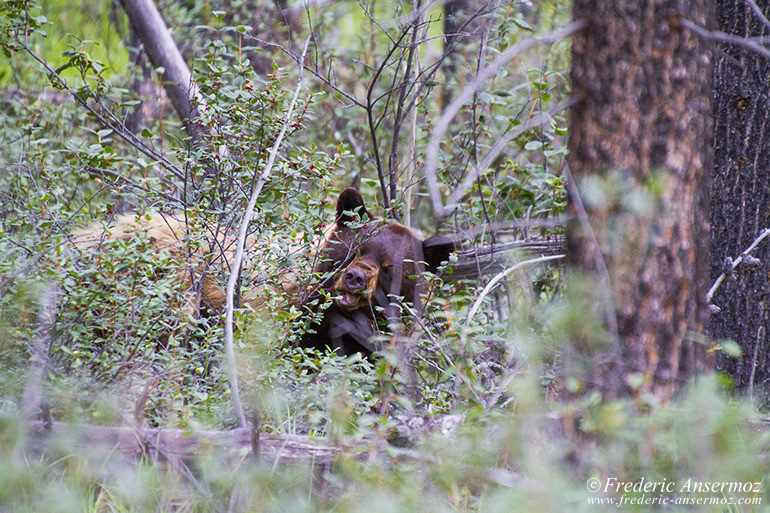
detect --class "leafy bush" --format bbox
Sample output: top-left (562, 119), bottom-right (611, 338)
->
top-left (7, 3), bottom-right (763, 513)
top-left (1, 0), bottom-right (574, 429)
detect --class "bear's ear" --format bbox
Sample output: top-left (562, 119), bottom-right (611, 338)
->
top-left (336, 187), bottom-right (371, 226)
top-left (422, 235), bottom-right (456, 273)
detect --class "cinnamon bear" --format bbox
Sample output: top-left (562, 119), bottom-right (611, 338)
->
top-left (298, 188), bottom-right (455, 355)
top-left (72, 213), bottom-right (267, 318)
top-left (72, 188), bottom-right (454, 355)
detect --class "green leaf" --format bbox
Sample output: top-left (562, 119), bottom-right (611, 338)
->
top-left (141, 128), bottom-right (153, 138)
top-left (524, 141), bottom-right (543, 151)
top-left (512, 17), bottom-right (533, 31)
top-left (719, 340), bottom-right (742, 358)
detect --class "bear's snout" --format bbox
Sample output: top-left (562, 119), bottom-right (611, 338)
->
top-left (343, 268), bottom-right (367, 291)
top-left (333, 261), bottom-right (379, 310)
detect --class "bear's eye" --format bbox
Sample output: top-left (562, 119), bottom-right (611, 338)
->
top-left (381, 261), bottom-right (392, 271)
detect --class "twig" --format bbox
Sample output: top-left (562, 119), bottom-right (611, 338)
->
top-left (424, 21), bottom-right (585, 219)
top-left (387, 0), bottom-right (423, 210)
top-left (84, 166), bottom-right (184, 206)
top-left (464, 254), bottom-right (564, 327)
top-left (223, 36), bottom-right (311, 428)
top-left (746, 0), bottom-right (770, 32)
top-left (748, 325), bottom-right (763, 403)
top-left (680, 18), bottom-right (770, 60)
top-left (706, 226), bottom-right (770, 303)
top-left (440, 98), bottom-right (573, 217)
top-left (365, 28), bottom-right (412, 208)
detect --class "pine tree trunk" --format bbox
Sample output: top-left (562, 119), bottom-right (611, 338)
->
top-left (711, 1), bottom-right (770, 405)
top-left (567, 1), bottom-right (712, 400)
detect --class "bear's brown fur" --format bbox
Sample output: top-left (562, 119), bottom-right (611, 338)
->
top-left (72, 213), bottom-right (275, 317)
top-left (299, 188), bottom-right (455, 355)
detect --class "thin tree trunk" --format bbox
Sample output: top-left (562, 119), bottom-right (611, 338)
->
top-left (440, 0), bottom-right (467, 109)
top-left (567, 2), bottom-right (712, 401)
top-left (711, 0), bottom-right (770, 405)
top-left (119, 0), bottom-right (203, 139)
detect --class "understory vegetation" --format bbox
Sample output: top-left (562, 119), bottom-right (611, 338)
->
top-left (0, 1), bottom-right (767, 512)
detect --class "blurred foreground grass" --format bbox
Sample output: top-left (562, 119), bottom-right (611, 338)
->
top-left (1, 374), bottom-right (768, 513)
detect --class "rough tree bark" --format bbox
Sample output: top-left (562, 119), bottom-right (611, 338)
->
top-left (567, 1), bottom-right (712, 401)
top-left (711, 0), bottom-right (770, 405)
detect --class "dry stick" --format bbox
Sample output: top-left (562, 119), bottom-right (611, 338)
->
top-left (424, 21), bottom-right (585, 219)
top-left (706, 226), bottom-right (770, 304)
top-left (748, 325), bottom-right (763, 403)
top-left (223, 37), bottom-right (311, 428)
top-left (365, 28), bottom-right (412, 209)
top-left (464, 254), bottom-right (564, 327)
top-left (387, 0), bottom-right (422, 210)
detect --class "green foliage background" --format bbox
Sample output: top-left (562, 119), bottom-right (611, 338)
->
top-left (0, 0), bottom-right (767, 512)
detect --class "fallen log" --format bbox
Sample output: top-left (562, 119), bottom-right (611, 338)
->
top-left (25, 413), bottom-right (468, 466)
top-left (449, 236), bottom-right (566, 280)
top-left (27, 421), bottom-right (344, 466)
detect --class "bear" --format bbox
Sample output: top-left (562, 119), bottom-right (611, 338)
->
top-left (71, 188), bottom-right (455, 356)
top-left (297, 188), bottom-right (455, 356)
top-left (71, 212), bottom-right (269, 318)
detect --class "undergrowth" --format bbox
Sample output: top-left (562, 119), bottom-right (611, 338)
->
top-left (1, 1), bottom-right (766, 512)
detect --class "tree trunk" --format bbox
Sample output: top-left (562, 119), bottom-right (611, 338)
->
top-left (711, 1), bottom-right (770, 405)
top-left (440, 0), bottom-right (467, 108)
top-left (119, 0), bottom-right (203, 139)
top-left (567, 1), bottom-right (712, 401)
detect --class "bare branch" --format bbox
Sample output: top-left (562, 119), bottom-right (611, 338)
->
top-left (223, 37), bottom-right (311, 428)
top-left (440, 97), bottom-right (574, 217)
top-left (746, 0), bottom-right (770, 32)
top-left (243, 32), bottom-right (365, 109)
top-left (464, 254), bottom-right (564, 327)
top-left (707, 226), bottom-right (770, 304)
top-left (424, 21), bottom-right (585, 218)
top-left (388, 0), bottom-right (424, 210)
top-left (680, 18), bottom-right (770, 60)
top-left (365, 28), bottom-right (413, 208)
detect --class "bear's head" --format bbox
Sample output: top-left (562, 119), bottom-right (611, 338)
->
top-left (301, 188), bottom-right (455, 355)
